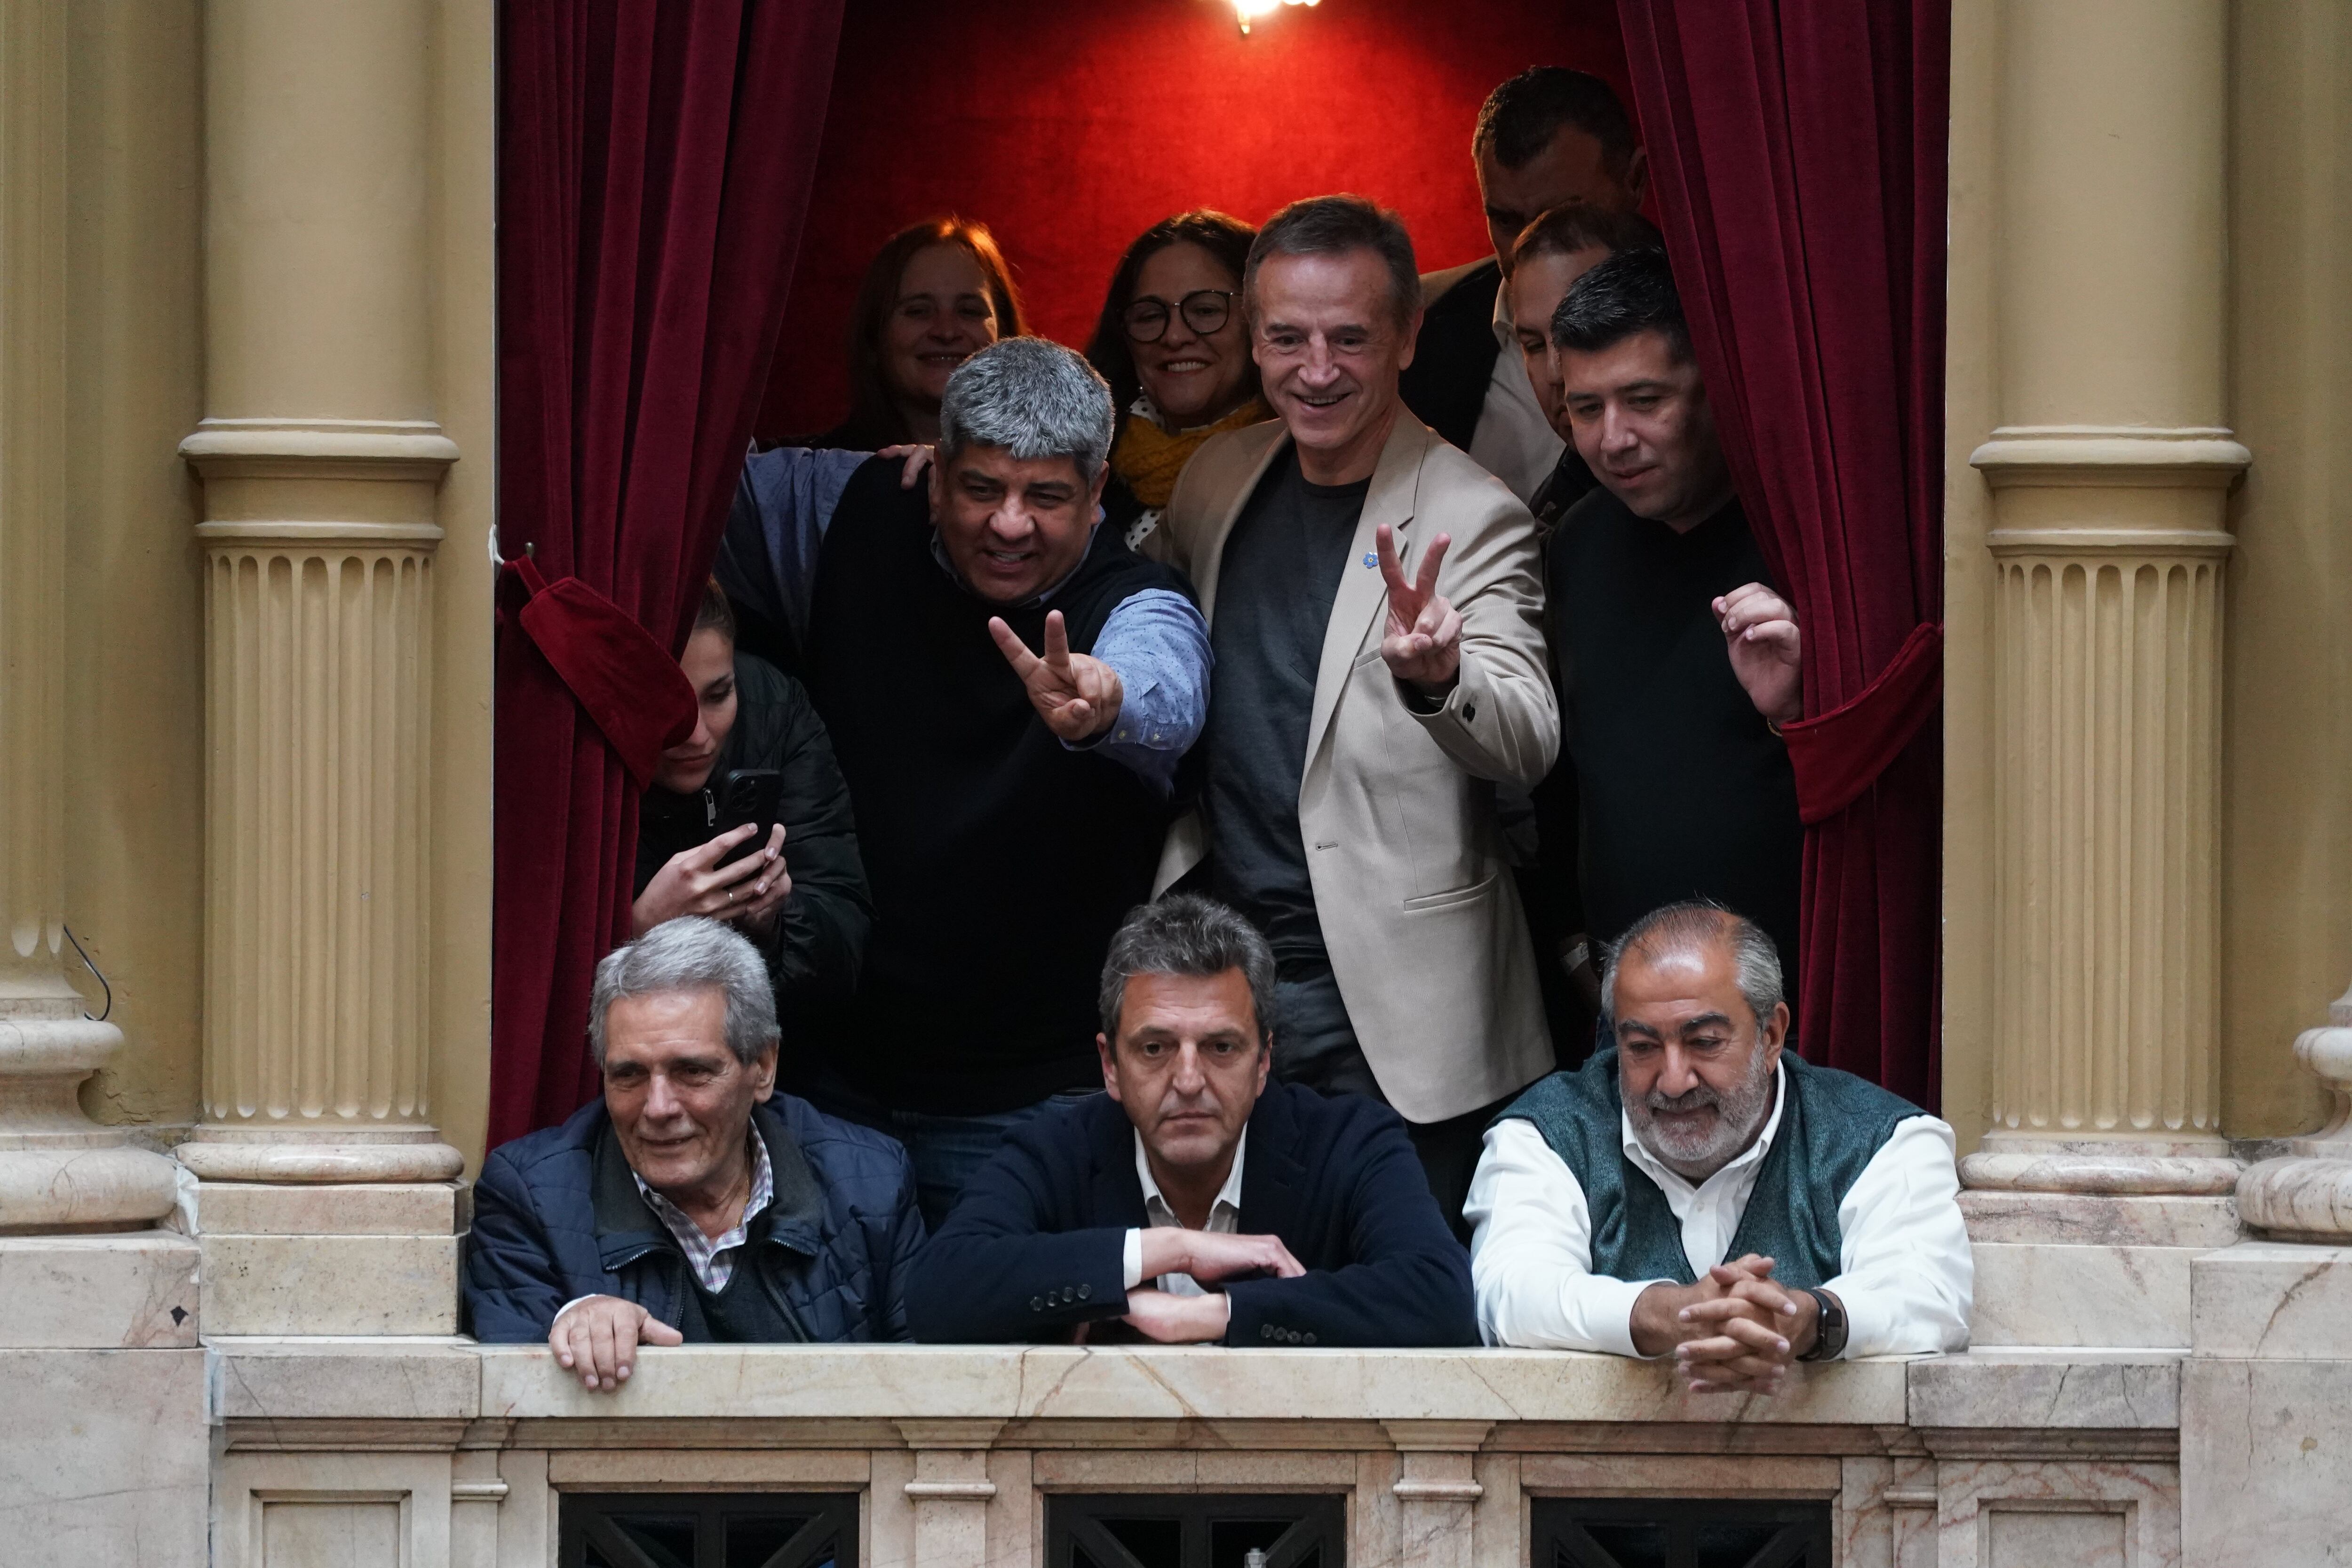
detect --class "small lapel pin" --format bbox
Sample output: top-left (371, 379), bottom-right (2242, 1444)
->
top-left (1361, 552), bottom-right (1376, 568)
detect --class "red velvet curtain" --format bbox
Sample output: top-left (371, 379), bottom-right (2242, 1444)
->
top-left (1616, 0), bottom-right (1948, 1105)
top-left (491, 0), bottom-right (845, 1148)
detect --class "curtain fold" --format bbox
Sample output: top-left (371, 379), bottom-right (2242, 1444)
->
top-left (1616, 0), bottom-right (1948, 1104)
top-left (492, 0), bottom-right (845, 1148)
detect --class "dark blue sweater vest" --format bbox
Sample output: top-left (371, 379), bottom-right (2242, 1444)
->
top-left (1496, 1047), bottom-right (1922, 1289)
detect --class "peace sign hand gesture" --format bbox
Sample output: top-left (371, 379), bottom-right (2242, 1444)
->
top-left (989, 609), bottom-right (1126, 742)
top-left (1376, 523), bottom-right (1463, 693)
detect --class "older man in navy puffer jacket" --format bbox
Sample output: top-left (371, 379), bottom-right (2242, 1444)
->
top-left (466, 919), bottom-right (925, 1391)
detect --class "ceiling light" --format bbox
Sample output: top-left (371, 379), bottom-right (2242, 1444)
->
top-left (1234, 0), bottom-right (1319, 36)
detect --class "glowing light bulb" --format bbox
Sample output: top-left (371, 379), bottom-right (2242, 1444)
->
top-left (1234, 0), bottom-right (1320, 35)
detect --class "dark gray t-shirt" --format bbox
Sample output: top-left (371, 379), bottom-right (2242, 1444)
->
top-left (1201, 447), bottom-right (1369, 965)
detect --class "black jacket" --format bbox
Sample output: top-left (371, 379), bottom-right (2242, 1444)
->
top-left (464, 1095), bottom-right (927, 1343)
top-left (1399, 259), bottom-right (1504, 454)
top-left (636, 653), bottom-right (870, 1017)
top-left (904, 1081), bottom-right (1477, 1347)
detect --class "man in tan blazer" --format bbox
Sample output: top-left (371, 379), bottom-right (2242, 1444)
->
top-left (1148, 195), bottom-right (1558, 1227)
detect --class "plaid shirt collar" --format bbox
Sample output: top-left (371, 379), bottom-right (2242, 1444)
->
top-left (633, 1125), bottom-right (774, 1294)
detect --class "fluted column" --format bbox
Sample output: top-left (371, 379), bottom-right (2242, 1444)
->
top-left (174, 0), bottom-right (459, 1188)
top-left (1961, 0), bottom-right (2247, 1201)
top-left (0, 0), bottom-right (181, 1235)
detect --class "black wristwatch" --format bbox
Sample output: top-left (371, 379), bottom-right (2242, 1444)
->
top-left (1797, 1289), bottom-right (1846, 1362)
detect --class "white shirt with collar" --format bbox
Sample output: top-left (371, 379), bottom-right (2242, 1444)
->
top-left (1464, 275), bottom-right (1568, 505)
top-left (1120, 1130), bottom-right (1247, 1297)
top-left (1463, 1062), bottom-right (1972, 1359)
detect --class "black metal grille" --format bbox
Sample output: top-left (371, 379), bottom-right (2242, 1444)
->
top-left (1532, 1497), bottom-right (1830, 1568)
top-left (561, 1491), bottom-right (859, 1568)
top-left (1048, 1492), bottom-right (1347, 1568)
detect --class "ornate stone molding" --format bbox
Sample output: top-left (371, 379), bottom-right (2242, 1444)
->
top-left (175, 496), bottom-right (460, 1184)
top-left (1964, 494), bottom-right (2241, 1194)
top-left (2234, 979), bottom-right (2352, 1240)
top-left (1969, 424), bottom-right (2252, 491)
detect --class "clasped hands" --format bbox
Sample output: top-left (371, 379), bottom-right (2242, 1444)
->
top-left (1630, 1253), bottom-right (1826, 1396)
top-left (1113, 1228), bottom-right (1305, 1345)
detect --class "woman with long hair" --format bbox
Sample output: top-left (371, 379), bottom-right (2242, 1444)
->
top-left (814, 216), bottom-right (1024, 449)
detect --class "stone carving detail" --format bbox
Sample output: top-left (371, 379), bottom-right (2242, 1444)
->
top-left (2235, 979), bottom-right (2352, 1240)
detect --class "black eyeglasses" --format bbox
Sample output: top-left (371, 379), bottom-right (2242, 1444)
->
top-left (1121, 289), bottom-right (1240, 343)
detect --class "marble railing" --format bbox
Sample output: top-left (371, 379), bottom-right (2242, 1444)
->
top-left (202, 1342), bottom-right (2185, 1568)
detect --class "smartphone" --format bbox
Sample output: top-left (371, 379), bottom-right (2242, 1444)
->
top-left (710, 768), bottom-right (784, 869)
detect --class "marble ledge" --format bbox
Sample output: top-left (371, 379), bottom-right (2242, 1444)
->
top-left (202, 1341), bottom-right (1990, 1428)
top-left (1906, 1348), bottom-right (2181, 1429)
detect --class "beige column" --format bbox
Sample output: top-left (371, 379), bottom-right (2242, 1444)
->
top-left (174, 0), bottom-right (464, 1333)
top-left (1961, 0), bottom-right (2248, 1200)
top-left (0, 0), bottom-right (196, 1376)
top-left (174, 0), bottom-right (459, 1187)
top-left (0, 0), bottom-right (182, 1239)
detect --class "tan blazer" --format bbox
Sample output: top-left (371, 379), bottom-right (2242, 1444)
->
top-left (1150, 413), bottom-right (1558, 1122)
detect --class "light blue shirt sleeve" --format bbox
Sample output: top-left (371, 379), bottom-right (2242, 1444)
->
top-left (1071, 588), bottom-right (1211, 797)
top-left (713, 446), bottom-right (871, 656)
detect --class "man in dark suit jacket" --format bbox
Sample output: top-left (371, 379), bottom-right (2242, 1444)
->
top-left (1402, 67), bottom-right (1649, 505)
top-left (906, 897), bottom-right (1476, 1347)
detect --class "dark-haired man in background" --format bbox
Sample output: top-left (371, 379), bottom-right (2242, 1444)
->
top-left (1403, 66), bottom-right (1649, 504)
top-left (1545, 247), bottom-right (1805, 982)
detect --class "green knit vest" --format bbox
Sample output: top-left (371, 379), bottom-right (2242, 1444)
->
top-left (1496, 1047), bottom-right (1922, 1289)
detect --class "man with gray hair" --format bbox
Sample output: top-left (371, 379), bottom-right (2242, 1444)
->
top-left (1466, 900), bottom-right (1971, 1390)
top-left (906, 895), bottom-right (1474, 1347)
top-left (465, 918), bottom-right (927, 1390)
top-left (718, 337), bottom-right (1209, 1227)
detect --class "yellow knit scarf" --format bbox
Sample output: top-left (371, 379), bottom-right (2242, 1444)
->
top-left (1110, 397), bottom-right (1271, 509)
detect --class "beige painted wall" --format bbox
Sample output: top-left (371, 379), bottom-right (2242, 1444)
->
top-left (1942, 0), bottom-right (2347, 1146)
top-left (58, 2), bottom-right (497, 1170)
top-left (2218, 1), bottom-right (2347, 1141)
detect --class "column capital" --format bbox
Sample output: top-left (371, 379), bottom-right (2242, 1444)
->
top-left (1970, 425), bottom-right (2251, 490)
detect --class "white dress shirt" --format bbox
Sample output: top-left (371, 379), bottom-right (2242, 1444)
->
top-left (1464, 1064), bottom-right (1972, 1359)
top-left (1120, 1131), bottom-right (1247, 1297)
top-left (1464, 279), bottom-right (1567, 505)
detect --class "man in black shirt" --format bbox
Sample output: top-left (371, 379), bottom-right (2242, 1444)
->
top-left (1543, 248), bottom-right (1805, 984)
top-left (1401, 67), bottom-right (1649, 505)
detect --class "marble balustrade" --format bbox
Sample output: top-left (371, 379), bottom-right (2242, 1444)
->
top-left (181, 1341), bottom-right (2198, 1568)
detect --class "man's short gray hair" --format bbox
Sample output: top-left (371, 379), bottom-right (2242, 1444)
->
top-left (588, 917), bottom-right (779, 1068)
top-left (1598, 899), bottom-right (1786, 1031)
top-left (1245, 194), bottom-right (1421, 333)
top-left (938, 336), bottom-right (1115, 486)
top-left (1097, 895), bottom-right (1278, 1049)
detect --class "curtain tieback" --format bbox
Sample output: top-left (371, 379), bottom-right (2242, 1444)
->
top-left (1780, 622), bottom-right (1943, 826)
top-left (501, 556), bottom-right (697, 791)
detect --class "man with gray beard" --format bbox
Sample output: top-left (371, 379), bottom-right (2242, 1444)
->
top-left (1464, 902), bottom-right (1970, 1392)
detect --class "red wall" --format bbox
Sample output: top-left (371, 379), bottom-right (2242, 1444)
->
top-left (757, 0), bottom-right (1631, 441)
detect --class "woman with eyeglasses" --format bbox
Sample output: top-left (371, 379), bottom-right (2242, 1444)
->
top-left (1084, 211), bottom-right (1271, 547)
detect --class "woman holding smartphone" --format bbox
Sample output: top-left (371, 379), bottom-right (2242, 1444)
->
top-left (633, 579), bottom-right (873, 1015)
